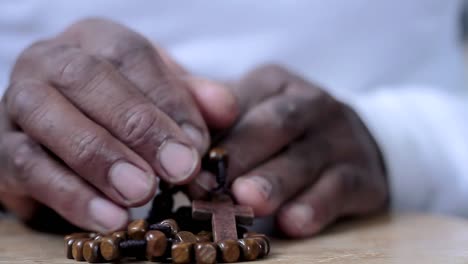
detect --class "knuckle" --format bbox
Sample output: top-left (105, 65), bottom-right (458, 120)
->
top-left (67, 17), bottom-right (110, 29)
top-left (4, 80), bottom-right (48, 123)
top-left (10, 136), bottom-right (42, 182)
top-left (287, 78), bottom-right (328, 103)
top-left (14, 39), bottom-right (53, 66)
top-left (116, 103), bottom-right (160, 147)
top-left (11, 39), bottom-right (77, 82)
top-left (53, 51), bottom-right (113, 93)
top-left (145, 80), bottom-right (183, 113)
top-left (253, 64), bottom-right (289, 79)
top-left (68, 132), bottom-right (105, 167)
top-left (102, 32), bottom-right (154, 68)
top-left (270, 96), bottom-right (309, 133)
top-left (241, 64), bottom-right (291, 95)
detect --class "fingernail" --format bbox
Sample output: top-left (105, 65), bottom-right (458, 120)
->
top-left (286, 204), bottom-right (314, 231)
top-left (181, 123), bottom-right (206, 153)
top-left (244, 176), bottom-right (272, 201)
top-left (159, 140), bottom-right (199, 183)
top-left (89, 198), bottom-right (128, 232)
top-left (195, 171), bottom-right (218, 191)
top-left (109, 162), bottom-right (153, 203)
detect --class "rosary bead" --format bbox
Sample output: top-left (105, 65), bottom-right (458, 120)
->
top-left (128, 219), bottom-right (148, 240)
top-left (217, 239), bottom-right (240, 263)
top-left (252, 236), bottom-right (270, 257)
top-left (208, 148), bottom-right (228, 165)
top-left (71, 238), bottom-right (89, 261)
top-left (244, 233), bottom-right (270, 257)
top-left (175, 231), bottom-right (197, 243)
top-left (64, 232), bottom-right (92, 241)
top-left (83, 239), bottom-right (102, 263)
top-left (100, 236), bottom-right (123, 261)
top-left (196, 231), bottom-right (212, 243)
top-left (92, 234), bottom-right (104, 241)
top-left (145, 230), bottom-right (168, 260)
top-left (238, 238), bottom-right (260, 261)
top-left (194, 242), bottom-right (217, 264)
top-left (159, 219), bottom-right (179, 236)
top-left (172, 242), bottom-right (193, 264)
top-left (65, 238), bottom-right (76, 259)
top-left (112, 231), bottom-right (127, 240)
top-left (243, 231), bottom-right (258, 238)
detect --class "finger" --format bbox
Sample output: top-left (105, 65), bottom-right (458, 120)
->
top-left (231, 136), bottom-right (330, 216)
top-left (184, 77), bottom-right (238, 130)
top-left (153, 44), bottom-right (239, 129)
top-left (191, 66), bottom-right (335, 195)
top-left (152, 42), bottom-right (239, 131)
top-left (233, 64), bottom-right (302, 114)
top-left (4, 80), bottom-right (158, 206)
top-left (12, 41), bottom-right (200, 185)
top-left (277, 165), bottom-right (386, 238)
top-left (62, 18), bottom-right (210, 153)
top-left (1, 132), bottom-right (127, 232)
top-left (218, 75), bottom-right (333, 182)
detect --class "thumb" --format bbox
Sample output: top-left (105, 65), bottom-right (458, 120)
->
top-left (185, 77), bottom-right (239, 130)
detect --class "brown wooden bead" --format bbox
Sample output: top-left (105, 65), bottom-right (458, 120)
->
top-left (208, 147), bottom-right (228, 164)
top-left (160, 219), bottom-right (179, 236)
top-left (217, 239), bottom-right (240, 263)
top-left (100, 236), bottom-right (123, 261)
top-left (72, 238), bottom-right (89, 261)
top-left (196, 231), bottom-right (212, 243)
top-left (145, 230), bottom-right (167, 260)
top-left (172, 242), bottom-right (193, 264)
top-left (244, 233), bottom-right (270, 255)
top-left (112, 231), bottom-right (127, 240)
top-left (175, 231), bottom-right (197, 243)
top-left (128, 219), bottom-right (148, 240)
top-left (83, 240), bottom-right (102, 263)
top-left (64, 232), bottom-right (92, 241)
top-left (65, 238), bottom-right (76, 259)
top-left (92, 234), bottom-right (104, 242)
top-left (238, 238), bottom-right (260, 261)
top-left (252, 236), bottom-right (270, 257)
top-left (243, 231), bottom-right (260, 238)
top-left (194, 242), bottom-right (217, 264)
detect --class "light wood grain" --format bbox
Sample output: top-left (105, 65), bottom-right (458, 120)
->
top-left (1, 213), bottom-right (468, 263)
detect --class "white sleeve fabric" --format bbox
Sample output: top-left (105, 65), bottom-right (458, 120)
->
top-left (344, 86), bottom-right (468, 217)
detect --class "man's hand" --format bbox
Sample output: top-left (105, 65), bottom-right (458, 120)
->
top-left (190, 65), bottom-right (389, 238)
top-left (0, 18), bottom-right (236, 232)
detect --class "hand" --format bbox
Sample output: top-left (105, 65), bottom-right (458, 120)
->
top-left (0, 18), bottom-right (236, 232)
top-left (189, 65), bottom-right (389, 237)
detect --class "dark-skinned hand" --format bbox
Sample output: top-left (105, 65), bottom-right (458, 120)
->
top-left (189, 65), bottom-right (389, 238)
top-left (0, 18), bottom-right (237, 233)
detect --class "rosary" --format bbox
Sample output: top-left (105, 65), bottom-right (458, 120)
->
top-left (64, 148), bottom-right (270, 263)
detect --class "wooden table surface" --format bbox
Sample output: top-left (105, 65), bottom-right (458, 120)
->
top-left (1, 213), bottom-right (468, 263)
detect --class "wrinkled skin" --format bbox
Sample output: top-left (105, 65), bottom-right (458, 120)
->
top-left (0, 18), bottom-right (388, 237)
top-left (188, 65), bottom-right (389, 238)
top-left (0, 18), bottom-right (236, 232)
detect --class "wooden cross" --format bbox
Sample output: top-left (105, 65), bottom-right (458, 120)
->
top-left (192, 194), bottom-right (254, 242)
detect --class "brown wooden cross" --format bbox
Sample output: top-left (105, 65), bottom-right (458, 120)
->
top-left (192, 194), bottom-right (254, 242)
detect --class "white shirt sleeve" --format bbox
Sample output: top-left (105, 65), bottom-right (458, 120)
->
top-left (345, 86), bottom-right (468, 217)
